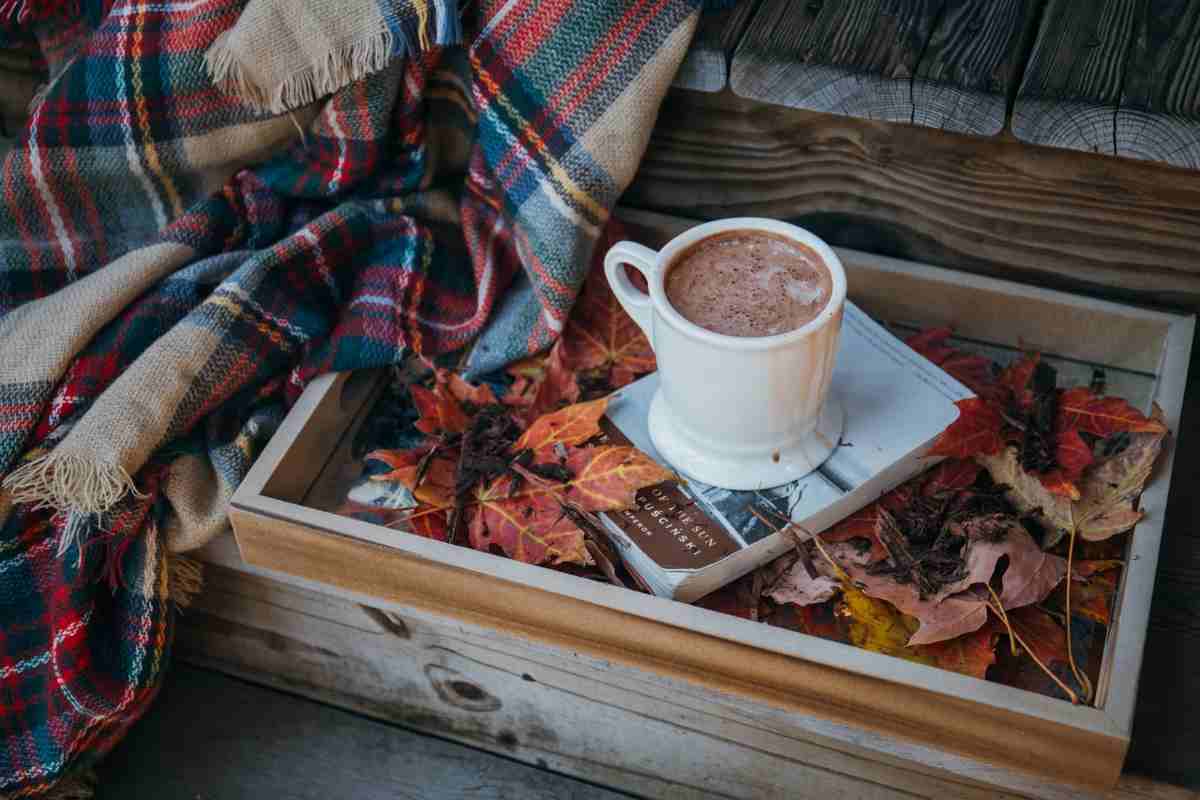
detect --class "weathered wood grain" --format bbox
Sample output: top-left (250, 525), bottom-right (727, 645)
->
top-left (1115, 0), bottom-right (1200, 168)
top-left (673, 0), bottom-right (762, 92)
top-left (97, 664), bottom-right (626, 800)
top-left (623, 89), bottom-right (1200, 309)
top-left (182, 541), bottom-right (1198, 799)
top-left (1012, 0), bottom-right (1140, 155)
top-left (912, 0), bottom-right (1040, 135)
top-left (178, 548), bottom-right (1030, 799)
top-left (730, 0), bottom-right (942, 122)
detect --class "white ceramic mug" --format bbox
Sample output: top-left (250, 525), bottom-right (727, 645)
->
top-left (605, 218), bottom-right (846, 490)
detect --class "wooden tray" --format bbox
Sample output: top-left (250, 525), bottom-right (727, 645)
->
top-left (228, 218), bottom-right (1193, 799)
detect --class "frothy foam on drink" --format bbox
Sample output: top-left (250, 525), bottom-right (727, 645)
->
top-left (664, 231), bottom-right (832, 338)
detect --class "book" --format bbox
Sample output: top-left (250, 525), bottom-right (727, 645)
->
top-left (594, 300), bottom-right (972, 602)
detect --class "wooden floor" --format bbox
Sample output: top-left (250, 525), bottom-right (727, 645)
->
top-left (97, 664), bottom-right (630, 800)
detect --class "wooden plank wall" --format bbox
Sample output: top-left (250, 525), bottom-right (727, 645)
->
top-left (681, 0), bottom-right (1200, 169)
top-left (625, 90), bottom-right (1200, 309)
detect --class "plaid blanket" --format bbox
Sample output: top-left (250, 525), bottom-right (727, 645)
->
top-left (0, 0), bottom-right (702, 795)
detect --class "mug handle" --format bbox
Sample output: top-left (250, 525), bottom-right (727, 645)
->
top-left (604, 241), bottom-right (659, 349)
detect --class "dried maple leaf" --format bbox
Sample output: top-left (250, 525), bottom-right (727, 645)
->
top-left (999, 352), bottom-right (1040, 410)
top-left (782, 514), bottom-right (1064, 646)
top-left (365, 446), bottom-right (456, 506)
top-left (696, 572), bottom-right (763, 621)
top-left (514, 397), bottom-right (608, 452)
top-left (444, 371), bottom-right (497, 408)
top-left (840, 580), bottom-right (935, 663)
top-left (778, 540), bottom-right (989, 646)
top-left (767, 562), bottom-right (840, 607)
top-left (921, 459), bottom-right (981, 496)
top-left (1074, 416), bottom-right (1166, 541)
top-left (408, 507), bottom-right (451, 541)
top-left (1037, 469), bottom-right (1081, 501)
top-left (822, 505), bottom-right (889, 562)
top-left (1055, 429), bottom-right (1093, 483)
top-left (1007, 606), bottom-right (1069, 670)
top-left (914, 620), bottom-right (1000, 679)
top-left (977, 446), bottom-right (1074, 548)
top-left (503, 340), bottom-right (582, 423)
top-left (558, 445), bottom-right (673, 511)
top-left (928, 398), bottom-right (1004, 459)
top-left (464, 443), bottom-right (671, 566)
top-left (906, 328), bottom-right (957, 364)
top-left (468, 477), bottom-right (591, 566)
top-left (1057, 388), bottom-right (1168, 438)
top-left (561, 264), bottom-right (655, 388)
top-left (905, 328), bottom-right (1002, 403)
top-left (411, 384), bottom-right (471, 435)
top-left (766, 601), bottom-right (847, 643)
top-left (1055, 561), bottom-right (1121, 626)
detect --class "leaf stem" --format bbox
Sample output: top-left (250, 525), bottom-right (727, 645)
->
top-left (1065, 509), bottom-right (1094, 703)
top-left (986, 585), bottom-right (1018, 656)
top-left (987, 599), bottom-right (1079, 705)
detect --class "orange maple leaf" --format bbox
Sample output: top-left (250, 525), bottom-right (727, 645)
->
top-left (514, 397), bottom-right (609, 452)
top-left (1038, 469), bottom-right (1081, 501)
top-left (365, 446), bottom-right (456, 506)
top-left (561, 266), bottom-right (655, 387)
top-left (558, 445), bottom-right (673, 511)
top-left (1057, 388), bottom-right (1168, 438)
top-left (411, 384), bottom-right (471, 435)
top-left (502, 340), bottom-right (581, 421)
top-left (444, 371), bottom-right (497, 408)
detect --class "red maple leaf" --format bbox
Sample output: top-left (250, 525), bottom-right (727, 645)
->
top-left (999, 352), bottom-right (1040, 410)
top-left (905, 328), bottom-right (1000, 402)
top-left (921, 459), bottom-right (981, 496)
top-left (1008, 606), bottom-right (1069, 668)
top-left (411, 383), bottom-right (471, 435)
top-left (928, 398), bottom-right (1005, 458)
top-left (1056, 388), bottom-right (1168, 438)
top-left (1059, 561), bottom-right (1121, 626)
top-left (466, 443), bottom-right (671, 565)
top-left (560, 262), bottom-right (655, 388)
top-left (914, 619), bottom-right (1000, 679)
top-left (822, 504), bottom-right (888, 562)
top-left (502, 339), bottom-right (581, 422)
top-left (905, 328), bottom-right (957, 364)
top-left (1054, 428), bottom-right (1094, 484)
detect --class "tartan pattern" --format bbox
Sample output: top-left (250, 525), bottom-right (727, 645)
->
top-left (0, 0), bottom-right (703, 795)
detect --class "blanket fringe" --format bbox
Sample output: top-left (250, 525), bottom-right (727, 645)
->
top-left (3, 452), bottom-right (144, 517)
top-left (204, 24), bottom-right (397, 114)
top-left (44, 767), bottom-right (96, 800)
top-left (168, 554), bottom-right (204, 607)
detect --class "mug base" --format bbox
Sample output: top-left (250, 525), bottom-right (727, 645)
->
top-left (647, 391), bottom-right (844, 491)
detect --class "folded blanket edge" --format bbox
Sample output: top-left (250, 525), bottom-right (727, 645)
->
top-left (204, 23), bottom-right (401, 115)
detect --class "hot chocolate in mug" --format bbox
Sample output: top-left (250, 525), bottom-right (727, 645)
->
top-left (604, 218), bottom-right (846, 490)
